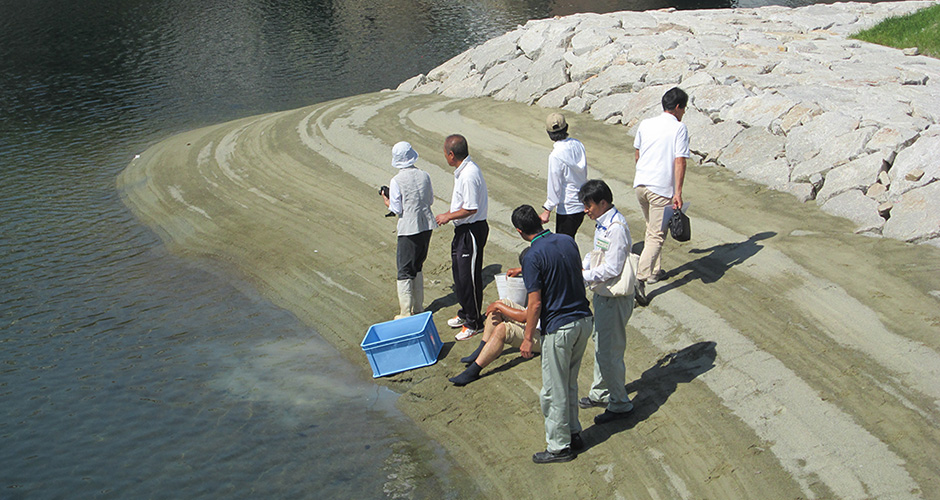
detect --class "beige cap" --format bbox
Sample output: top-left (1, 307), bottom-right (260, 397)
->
top-left (546, 112), bottom-right (567, 132)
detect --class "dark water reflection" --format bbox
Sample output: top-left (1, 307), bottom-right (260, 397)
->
top-left (1, 0), bottom-right (847, 497)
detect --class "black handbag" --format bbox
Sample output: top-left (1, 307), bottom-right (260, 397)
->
top-left (668, 208), bottom-right (691, 242)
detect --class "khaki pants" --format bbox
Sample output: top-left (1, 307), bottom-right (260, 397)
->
top-left (540, 315), bottom-right (592, 453)
top-left (588, 294), bottom-right (635, 413)
top-left (635, 186), bottom-right (671, 281)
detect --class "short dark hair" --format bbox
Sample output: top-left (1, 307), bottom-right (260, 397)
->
top-left (578, 179), bottom-right (613, 205)
top-left (445, 134), bottom-right (469, 161)
top-left (511, 205), bottom-right (543, 236)
top-left (518, 247), bottom-right (529, 266)
top-left (662, 87), bottom-right (688, 111)
top-left (547, 127), bottom-right (568, 142)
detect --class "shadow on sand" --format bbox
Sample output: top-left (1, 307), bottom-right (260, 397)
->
top-left (426, 263), bottom-right (503, 314)
top-left (582, 341), bottom-right (717, 449)
top-left (646, 231), bottom-right (775, 302)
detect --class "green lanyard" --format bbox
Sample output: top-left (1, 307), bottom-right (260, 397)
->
top-left (531, 229), bottom-right (551, 244)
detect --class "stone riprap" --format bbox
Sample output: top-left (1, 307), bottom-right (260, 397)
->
top-left (397, 1), bottom-right (940, 247)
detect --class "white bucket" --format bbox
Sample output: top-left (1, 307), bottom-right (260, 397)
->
top-left (495, 273), bottom-right (527, 305)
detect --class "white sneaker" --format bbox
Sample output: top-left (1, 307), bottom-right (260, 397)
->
top-left (447, 316), bottom-right (465, 328)
top-left (455, 326), bottom-right (482, 341)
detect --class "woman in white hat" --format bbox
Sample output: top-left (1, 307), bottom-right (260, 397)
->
top-left (380, 141), bottom-right (437, 319)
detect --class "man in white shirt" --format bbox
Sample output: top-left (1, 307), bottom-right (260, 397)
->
top-left (435, 134), bottom-right (489, 340)
top-left (633, 87), bottom-right (690, 306)
top-left (578, 180), bottom-right (635, 424)
top-left (540, 113), bottom-right (588, 238)
top-left (380, 141), bottom-right (437, 319)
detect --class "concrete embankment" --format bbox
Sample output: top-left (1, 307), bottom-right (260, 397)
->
top-left (398, 1), bottom-right (940, 247)
top-left (120, 89), bottom-right (940, 498)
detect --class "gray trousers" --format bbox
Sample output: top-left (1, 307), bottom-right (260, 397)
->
top-left (540, 315), bottom-right (593, 452)
top-left (588, 294), bottom-right (635, 413)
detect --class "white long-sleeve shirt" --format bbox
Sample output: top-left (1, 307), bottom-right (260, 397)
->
top-left (543, 137), bottom-right (588, 215)
top-left (582, 206), bottom-right (631, 283)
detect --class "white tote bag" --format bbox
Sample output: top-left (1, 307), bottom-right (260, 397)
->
top-left (587, 249), bottom-right (639, 297)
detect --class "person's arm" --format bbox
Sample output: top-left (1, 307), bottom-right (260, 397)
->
top-left (435, 207), bottom-right (476, 225)
top-left (583, 223), bottom-right (628, 283)
top-left (385, 179), bottom-right (402, 213)
top-left (635, 149), bottom-right (640, 163)
top-left (486, 300), bottom-right (527, 324)
top-left (541, 155), bottom-right (564, 223)
top-left (672, 156), bottom-right (686, 210)
top-left (520, 290), bottom-right (541, 359)
top-left (505, 266), bottom-right (522, 277)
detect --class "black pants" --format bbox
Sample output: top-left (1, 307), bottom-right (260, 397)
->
top-left (556, 212), bottom-right (585, 238)
top-left (397, 230), bottom-right (432, 280)
top-left (451, 220), bottom-right (488, 330)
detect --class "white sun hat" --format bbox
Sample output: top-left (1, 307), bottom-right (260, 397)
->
top-left (391, 141), bottom-right (419, 168)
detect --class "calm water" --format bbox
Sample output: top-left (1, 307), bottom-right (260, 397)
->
top-left (1, 0), bottom-right (842, 497)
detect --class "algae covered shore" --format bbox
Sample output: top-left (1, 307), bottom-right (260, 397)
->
top-left (120, 91), bottom-right (940, 498)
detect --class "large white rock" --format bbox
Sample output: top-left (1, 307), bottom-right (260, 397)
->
top-left (816, 153), bottom-right (885, 203)
top-left (589, 93), bottom-right (632, 122)
top-left (889, 131), bottom-right (940, 195)
top-left (481, 56), bottom-right (532, 96)
top-left (397, 74), bottom-right (426, 93)
top-left (570, 28), bottom-right (614, 57)
top-left (513, 48), bottom-right (569, 104)
top-left (566, 43), bottom-right (629, 82)
top-left (819, 189), bottom-right (885, 234)
top-left (719, 91), bottom-right (798, 131)
top-left (470, 31), bottom-right (523, 74)
top-left (536, 82), bottom-right (581, 109)
top-left (790, 126), bottom-right (877, 182)
top-left (865, 125), bottom-right (920, 156)
top-left (718, 127), bottom-right (787, 180)
top-left (690, 84), bottom-right (751, 116)
top-left (615, 11), bottom-right (658, 30)
top-left (581, 63), bottom-right (649, 96)
top-left (882, 182), bottom-right (940, 243)
top-left (645, 58), bottom-right (698, 86)
top-left (692, 119), bottom-right (745, 162)
top-left (785, 111), bottom-right (861, 165)
top-left (563, 95), bottom-right (597, 114)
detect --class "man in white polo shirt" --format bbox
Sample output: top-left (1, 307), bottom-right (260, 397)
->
top-left (435, 134), bottom-right (489, 340)
top-left (539, 112), bottom-right (588, 238)
top-left (632, 87), bottom-right (690, 306)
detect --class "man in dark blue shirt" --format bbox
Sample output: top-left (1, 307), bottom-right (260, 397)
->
top-left (510, 205), bottom-right (593, 463)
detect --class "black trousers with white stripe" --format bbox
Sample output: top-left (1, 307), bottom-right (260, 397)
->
top-left (451, 220), bottom-right (488, 330)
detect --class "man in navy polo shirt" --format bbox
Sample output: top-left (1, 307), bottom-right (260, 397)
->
top-left (510, 205), bottom-right (593, 463)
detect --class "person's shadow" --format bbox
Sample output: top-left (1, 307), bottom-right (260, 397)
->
top-left (647, 231), bottom-right (775, 301)
top-left (582, 341), bottom-right (717, 448)
top-left (426, 263), bottom-right (503, 314)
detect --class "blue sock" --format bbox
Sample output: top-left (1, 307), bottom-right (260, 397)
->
top-left (460, 340), bottom-right (486, 364)
top-left (449, 362), bottom-right (482, 386)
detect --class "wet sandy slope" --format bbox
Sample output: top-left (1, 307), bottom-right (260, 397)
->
top-left (120, 92), bottom-right (940, 499)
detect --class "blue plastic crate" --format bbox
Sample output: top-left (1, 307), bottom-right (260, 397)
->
top-left (361, 311), bottom-right (443, 378)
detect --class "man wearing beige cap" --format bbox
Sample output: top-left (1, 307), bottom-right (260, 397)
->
top-left (540, 112), bottom-right (588, 238)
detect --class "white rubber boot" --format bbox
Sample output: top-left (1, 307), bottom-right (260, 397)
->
top-left (395, 279), bottom-right (414, 320)
top-left (412, 272), bottom-right (425, 315)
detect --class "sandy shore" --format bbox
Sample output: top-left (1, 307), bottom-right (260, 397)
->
top-left (119, 91), bottom-right (940, 499)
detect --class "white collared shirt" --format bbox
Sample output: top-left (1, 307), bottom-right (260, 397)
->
top-left (544, 137), bottom-right (588, 215)
top-left (449, 156), bottom-right (488, 225)
top-left (633, 112), bottom-right (690, 199)
top-left (582, 206), bottom-right (631, 283)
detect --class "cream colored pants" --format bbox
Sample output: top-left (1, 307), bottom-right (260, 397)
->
top-left (635, 186), bottom-right (671, 281)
